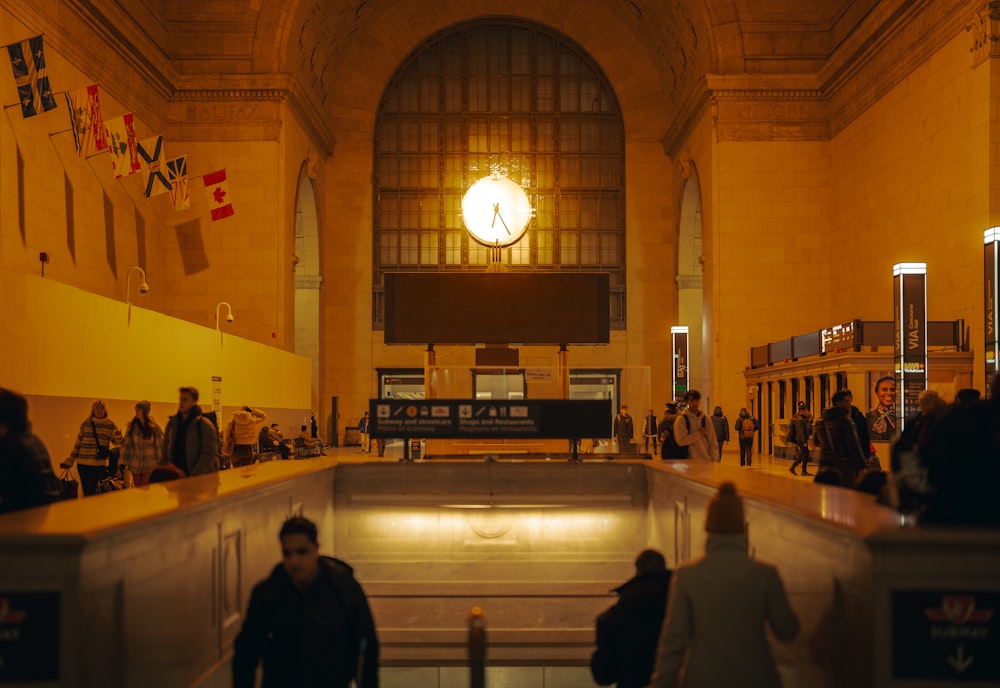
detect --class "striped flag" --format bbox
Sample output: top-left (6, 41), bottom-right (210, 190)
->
top-left (66, 83), bottom-right (108, 156)
top-left (105, 113), bottom-right (141, 178)
top-left (166, 156), bottom-right (190, 210)
top-left (6, 35), bottom-right (57, 118)
top-left (203, 169), bottom-right (235, 221)
top-left (137, 136), bottom-right (170, 197)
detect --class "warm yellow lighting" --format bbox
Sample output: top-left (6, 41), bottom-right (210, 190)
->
top-left (892, 262), bottom-right (926, 276)
top-left (462, 176), bottom-right (532, 247)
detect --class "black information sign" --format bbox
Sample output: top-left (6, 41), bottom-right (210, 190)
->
top-left (0, 592), bottom-right (60, 682)
top-left (892, 590), bottom-right (999, 681)
top-left (369, 399), bottom-right (612, 439)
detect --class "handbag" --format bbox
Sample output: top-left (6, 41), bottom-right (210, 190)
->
top-left (58, 468), bottom-right (79, 500)
top-left (91, 421), bottom-right (112, 460)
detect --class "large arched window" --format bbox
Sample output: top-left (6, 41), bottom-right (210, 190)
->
top-left (373, 19), bottom-right (626, 328)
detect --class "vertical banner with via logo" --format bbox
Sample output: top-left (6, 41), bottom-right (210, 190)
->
top-left (986, 229), bottom-right (1000, 398)
top-left (894, 263), bottom-right (927, 428)
top-left (671, 326), bottom-right (689, 401)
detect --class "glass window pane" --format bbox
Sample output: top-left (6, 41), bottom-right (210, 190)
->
top-left (400, 231), bottom-right (419, 264)
top-left (580, 156), bottom-right (601, 187)
top-left (400, 122), bottom-right (419, 152)
top-left (420, 231), bottom-right (438, 264)
top-left (560, 231), bottom-right (578, 265)
top-left (536, 230), bottom-right (553, 264)
top-left (601, 232), bottom-right (619, 265)
top-left (580, 196), bottom-right (600, 229)
top-left (399, 78), bottom-right (420, 112)
top-left (421, 121), bottom-right (438, 152)
top-left (379, 196), bottom-right (399, 227)
top-left (379, 232), bottom-right (398, 266)
top-left (444, 77), bottom-right (462, 112)
top-left (537, 76), bottom-right (554, 112)
top-left (469, 78), bottom-right (488, 112)
top-left (421, 78), bottom-right (439, 111)
top-left (581, 232), bottom-right (600, 265)
top-left (510, 234), bottom-right (531, 265)
top-left (420, 195), bottom-right (439, 228)
top-left (561, 156), bottom-right (581, 187)
top-left (560, 78), bottom-right (579, 112)
top-left (445, 231), bottom-right (463, 264)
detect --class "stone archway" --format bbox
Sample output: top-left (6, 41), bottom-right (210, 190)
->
top-left (677, 174), bottom-right (704, 394)
top-left (293, 169), bottom-right (322, 410)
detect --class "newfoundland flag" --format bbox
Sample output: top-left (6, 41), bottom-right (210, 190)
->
top-left (203, 169), bottom-right (235, 221)
top-left (7, 35), bottom-right (57, 118)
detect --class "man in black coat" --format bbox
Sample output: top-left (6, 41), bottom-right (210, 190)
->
top-left (591, 549), bottom-right (672, 688)
top-left (233, 516), bottom-right (380, 688)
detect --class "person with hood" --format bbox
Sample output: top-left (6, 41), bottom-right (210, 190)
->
top-left (591, 549), bottom-right (672, 688)
top-left (224, 405), bottom-right (268, 467)
top-left (734, 408), bottom-right (760, 467)
top-left (161, 386), bottom-right (219, 477)
top-left (120, 400), bottom-right (165, 486)
top-left (233, 516), bottom-right (380, 688)
top-left (787, 401), bottom-right (814, 476)
top-left (60, 399), bottom-right (122, 496)
top-left (0, 387), bottom-right (60, 513)
top-left (648, 482), bottom-right (800, 688)
top-left (673, 390), bottom-right (718, 461)
top-left (709, 406), bottom-right (729, 462)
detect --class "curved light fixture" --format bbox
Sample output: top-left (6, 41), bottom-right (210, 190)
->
top-left (125, 267), bottom-right (150, 305)
top-left (215, 301), bottom-right (235, 330)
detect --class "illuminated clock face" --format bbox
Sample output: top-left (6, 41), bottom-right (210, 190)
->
top-left (461, 176), bottom-right (532, 247)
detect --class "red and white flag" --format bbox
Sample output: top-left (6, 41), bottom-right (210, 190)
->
top-left (66, 83), bottom-right (107, 156)
top-left (203, 169), bottom-right (235, 221)
top-left (105, 113), bottom-right (141, 178)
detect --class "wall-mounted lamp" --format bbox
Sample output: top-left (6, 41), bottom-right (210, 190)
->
top-left (215, 301), bottom-right (235, 330)
top-left (125, 267), bottom-right (149, 305)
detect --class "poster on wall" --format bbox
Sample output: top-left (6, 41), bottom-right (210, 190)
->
top-left (211, 375), bottom-right (223, 416)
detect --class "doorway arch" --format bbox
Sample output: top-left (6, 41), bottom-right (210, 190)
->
top-left (677, 175), bottom-right (704, 395)
top-left (294, 172), bottom-right (322, 411)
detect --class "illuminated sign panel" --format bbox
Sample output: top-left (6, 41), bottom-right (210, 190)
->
top-left (893, 263), bottom-right (927, 426)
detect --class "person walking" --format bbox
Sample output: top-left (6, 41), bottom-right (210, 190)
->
top-left (658, 403), bottom-right (684, 459)
top-left (648, 482), bottom-right (800, 688)
top-left (787, 401), bottom-right (814, 476)
top-left (591, 549), bottom-right (672, 688)
top-left (642, 409), bottom-right (658, 454)
top-left (61, 400), bottom-right (122, 496)
top-left (120, 401), bottom-right (165, 487)
top-left (161, 387), bottom-right (220, 477)
top-left (710, 406), bottom-right (729, 462)
top-left (673, 391), bottom-right (718, 461)
top-left (224, 406), bottom-right (267, 468)
top-left (814, 390), bottom-right (866, 486)
top-left (734, 408), bottom-right (759, 467)
top-left (358, 411), bottom-right (371, 454)
top-left (613, 405), bottom-right (635, 454)
top-left (0, 387), bottom-right (60, 513)
top-left (232, 516), bottom-right (380, 688)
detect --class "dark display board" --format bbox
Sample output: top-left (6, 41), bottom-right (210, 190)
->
top-left (892, 590), bottom-right (1000, 681)
top-left (369, 399), bottom-right (612, 439)
top-left (384, 273), bottom-right (610, 345)
top-left (0, 592), bottom-right (60, 682)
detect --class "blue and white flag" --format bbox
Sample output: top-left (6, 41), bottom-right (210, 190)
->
top-left (137, 135), bottom-right (170, 197)
top-left (7, 35), bottom-right (57, 118)
top-left (166, 155), bottom-right (190, 210)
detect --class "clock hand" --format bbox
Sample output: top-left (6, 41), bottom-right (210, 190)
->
top-left (491, 203), bottom-right (500, 229)
top-left (496, 210), bottom-right (511, 235)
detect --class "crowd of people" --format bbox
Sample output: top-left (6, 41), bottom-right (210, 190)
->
top-left (0, 386), bottom-right (329, 507)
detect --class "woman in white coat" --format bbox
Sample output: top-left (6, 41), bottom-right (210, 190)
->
top-left (648, 482), bottom-right (800, 688)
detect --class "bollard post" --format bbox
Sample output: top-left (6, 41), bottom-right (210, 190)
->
top-left (468, 606), bottom-right (487, 688)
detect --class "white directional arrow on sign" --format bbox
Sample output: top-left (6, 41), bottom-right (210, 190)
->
top-left (947, 644), bottom-right (974, 673)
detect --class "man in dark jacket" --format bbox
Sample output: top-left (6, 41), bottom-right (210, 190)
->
top-left (161, 386), bottom-right (219, 476)
top-left (815, 390), bottom-right (866, 486)
top-left (787, 401), bottom-right (813, 476)
top-left (0, 387), bottom-right (60, 513)
top-left (590, 548), bottom-right (672, 688)
top-left (233, 516), bottom-right (379, 688)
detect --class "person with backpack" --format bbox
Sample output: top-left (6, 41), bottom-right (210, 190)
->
top-left (673, 390), bottom-right (718, 460)
top-left (787, 401), bottom-right (814, 476)
top-left (658, 403), bottom-right (685, 459)
top-left (734, 408), bottom-right (759, 467)
top-left (813, 390), bottom-right (867, 486)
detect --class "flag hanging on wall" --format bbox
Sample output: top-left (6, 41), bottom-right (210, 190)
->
top-left (105, 113), bottom-right (141, 178)
top-left (6, 35), bottom-right (57, 118)
top-left (203, 169), bottom-right (235, 221)
top-left (137, 135), bottom-right (170, 197)
top-left (66, 83), bottom-right (108, 156)
top-left (166, 156), bottom-right (190, 210)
